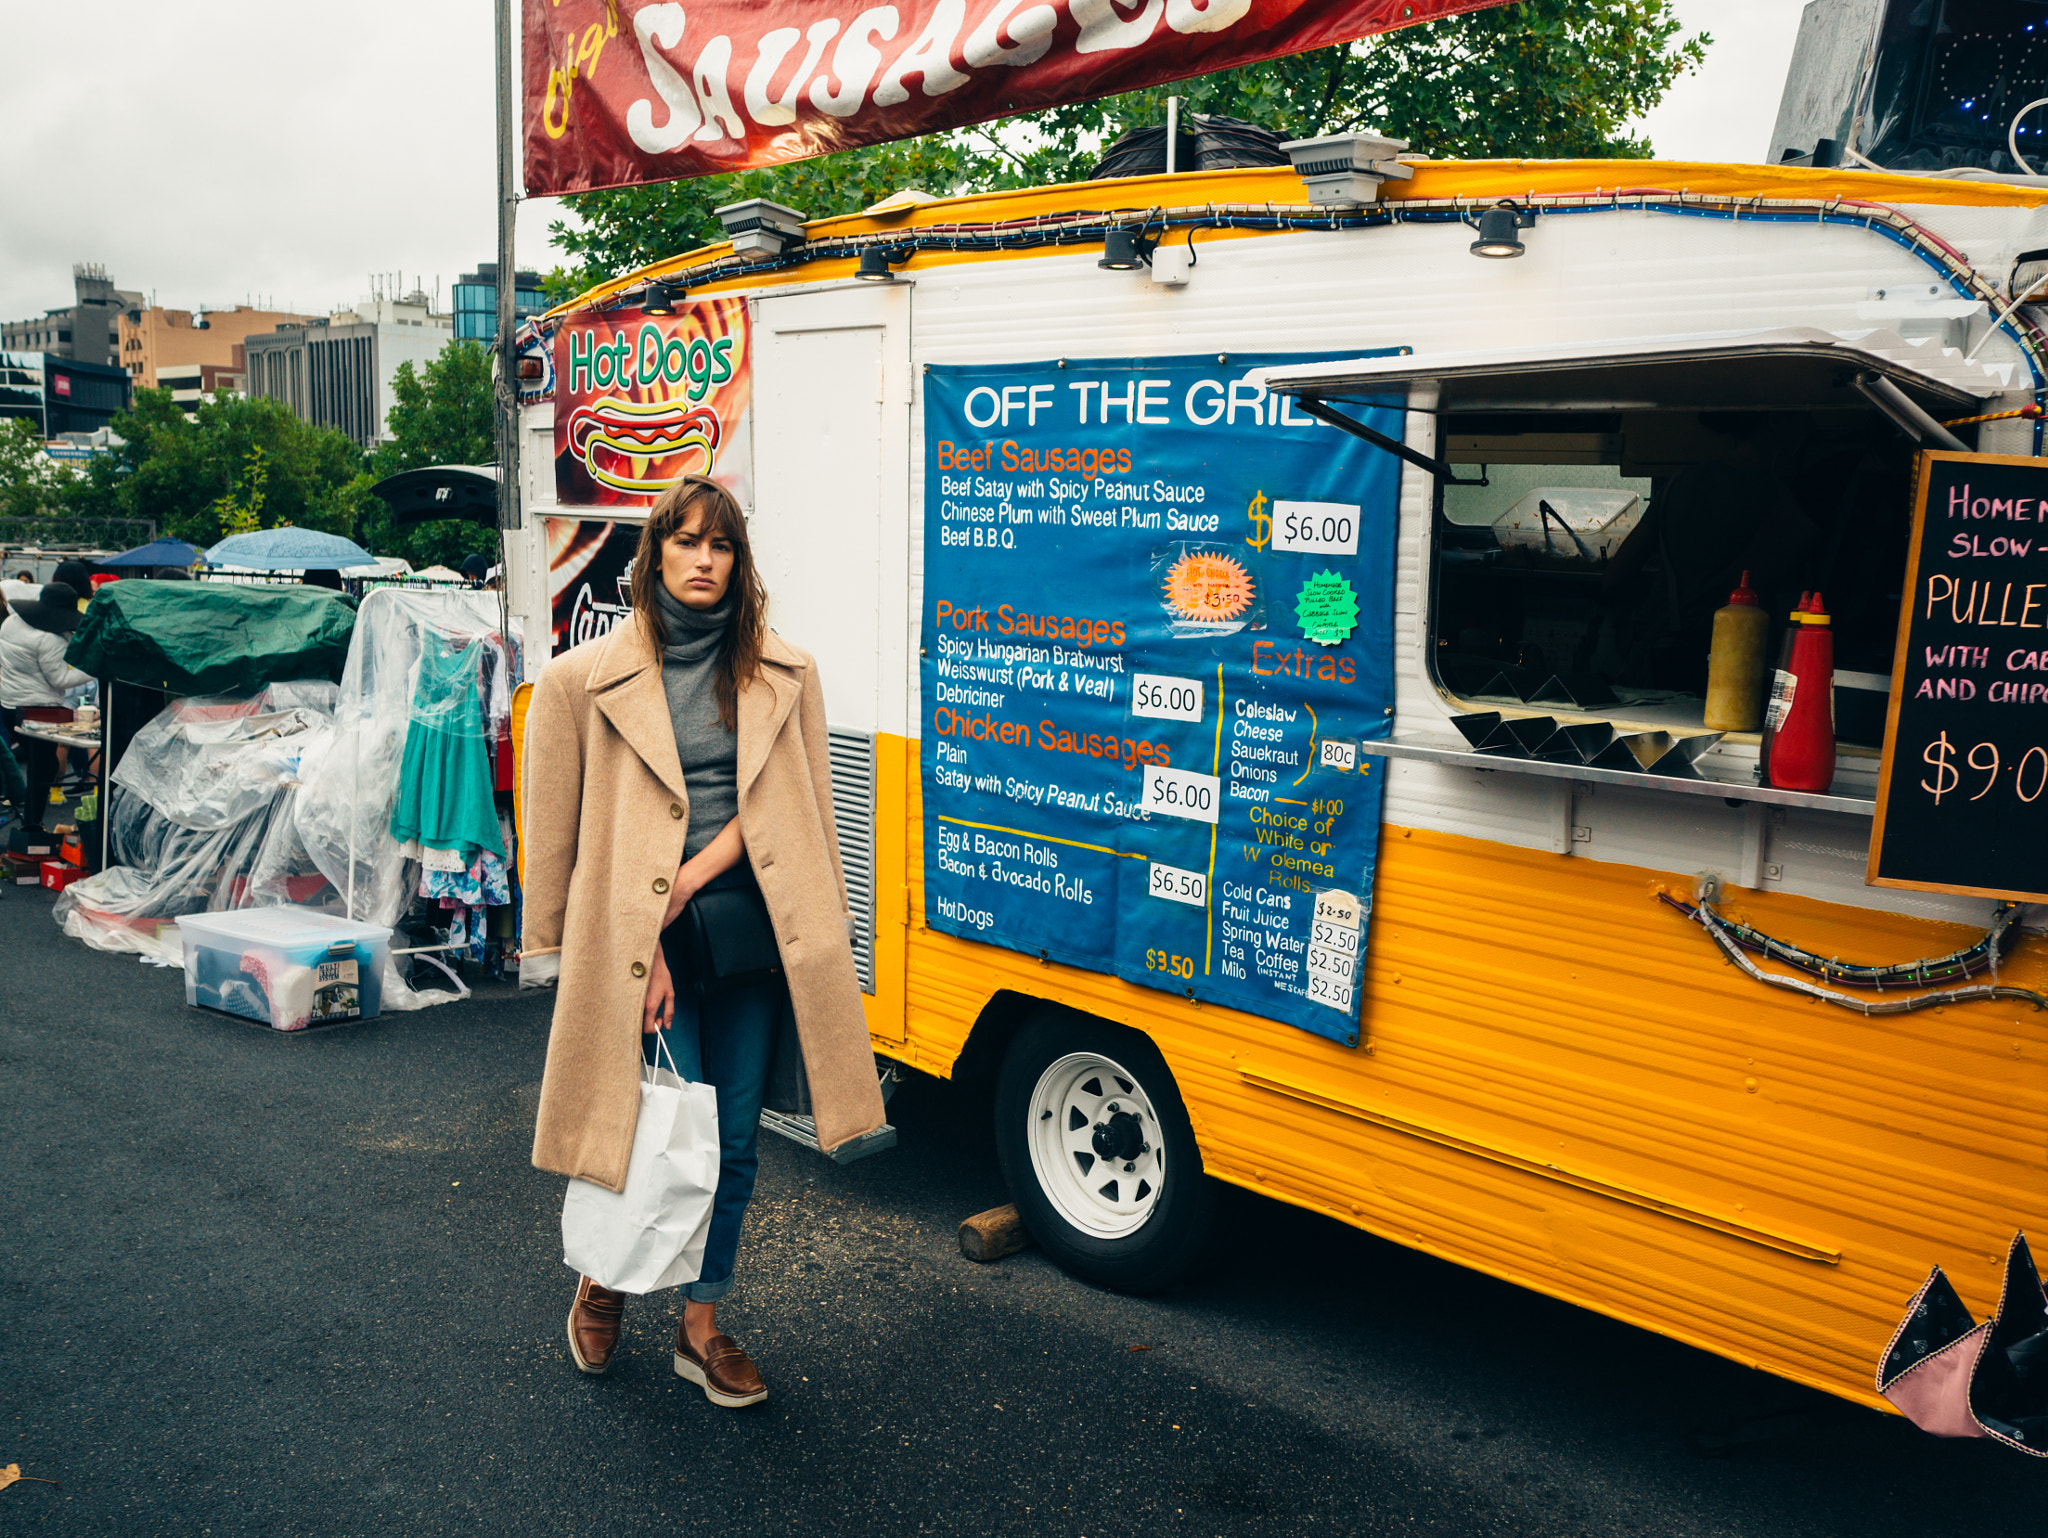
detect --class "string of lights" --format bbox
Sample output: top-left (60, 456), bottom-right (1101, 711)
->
top-left (592, 187), bottom-right (2048, 449)
top-left (1658, 891), bottom-right (2020, 989)
top-left (1659, 891), bottom-right (2048, 1016)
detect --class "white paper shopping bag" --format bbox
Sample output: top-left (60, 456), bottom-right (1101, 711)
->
top-left (561, 1035), bottom-right (720, 1294)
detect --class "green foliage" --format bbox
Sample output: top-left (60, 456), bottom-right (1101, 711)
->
top-left (63, 389), bottom-right (365, 548)
top-left (349, 339), bottom-right (502, 570)
top-left (0, 417), bottom-right (79, 519)
top-left (545, 133), bottom-right (989, 301)
top-left (372, 340), bottom-right (496, 475)
top-left (212, 444), bottom-right (268, 536)
top-left (1020, 0), bottom-right (1706, 171)
top-left (545, 0), bottom-right (1707, 299)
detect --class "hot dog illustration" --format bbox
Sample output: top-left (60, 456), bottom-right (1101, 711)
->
top-left (565, 397), bottom-right (722, 495)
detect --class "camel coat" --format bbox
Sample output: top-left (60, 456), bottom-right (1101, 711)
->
top-left (523, 616), bottom-right (886, 1189)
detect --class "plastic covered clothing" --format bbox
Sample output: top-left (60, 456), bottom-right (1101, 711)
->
top-left (53, 586), bottom-right (519, 1014)
top-left (389, 635), bottom-right (505, 860)
top-left (292, 586), bottom-right (518, 985)
top-left (52, 683), bottom-right (346, 957)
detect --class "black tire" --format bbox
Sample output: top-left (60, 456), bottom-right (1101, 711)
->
top-left (994, 1010), bottom-right (1215, 1294)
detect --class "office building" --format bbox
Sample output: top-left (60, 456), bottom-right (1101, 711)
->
top-left (0, 352), bottom-right (133, 437)
top-left (1, 265), bottom-right (144, 369)
top-left (452, 262), bottom-right (546, 342)
top-left (244, 295), bottom-right (453, 446)
top-left (119, 304), bottom-right (319, 390)
top-left (158, 357), bottom-right (247, 410)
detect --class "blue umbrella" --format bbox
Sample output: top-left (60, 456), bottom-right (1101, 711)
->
top-left (205, 526), bottom-right (377, 571)
top-left (101, 538), bottom-right (207, 568)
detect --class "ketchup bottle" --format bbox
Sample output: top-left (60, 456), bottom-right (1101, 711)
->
top-left (1757, 593), bottom-right (1808, 785)
top-left (1765, 591), bottom-right (1836, 792)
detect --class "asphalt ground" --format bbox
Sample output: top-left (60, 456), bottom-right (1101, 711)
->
top-left (2, 877), bottom-right (2043, 1537)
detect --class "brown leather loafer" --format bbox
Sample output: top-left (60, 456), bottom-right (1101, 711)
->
top-left (567, 1276), bottom-right (625, 1374)
top-left (674, 1326), bottom-right (768, 1407)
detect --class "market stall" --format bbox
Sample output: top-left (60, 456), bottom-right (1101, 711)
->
top-left (51, 580), bottom-right (522, 1020)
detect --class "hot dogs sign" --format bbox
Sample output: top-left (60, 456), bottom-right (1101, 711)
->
top-left (552, 294), bottom-right (754, 508)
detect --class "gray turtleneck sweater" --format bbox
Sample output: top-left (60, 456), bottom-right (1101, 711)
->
top-left (652, 584), bottom-right (739, 862)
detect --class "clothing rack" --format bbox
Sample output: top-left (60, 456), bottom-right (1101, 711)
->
top-left (343, 588), bottom-right (518, 965)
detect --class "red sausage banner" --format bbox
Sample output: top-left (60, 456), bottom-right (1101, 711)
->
top-left (524, 0), bottom-right (1516, 197)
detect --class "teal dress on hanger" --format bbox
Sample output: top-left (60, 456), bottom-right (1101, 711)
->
top-left (389, 635), bottom-right (504, 860)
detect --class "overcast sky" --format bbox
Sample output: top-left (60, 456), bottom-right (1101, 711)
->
top-left (0, 0), bottom-right (1799, 327)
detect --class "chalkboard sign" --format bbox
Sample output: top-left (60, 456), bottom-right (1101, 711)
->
top-left (1870, 450), bottom-right (2048, 902)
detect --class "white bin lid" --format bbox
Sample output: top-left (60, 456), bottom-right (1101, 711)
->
top-left (173, 908), bottom-right (393, 947)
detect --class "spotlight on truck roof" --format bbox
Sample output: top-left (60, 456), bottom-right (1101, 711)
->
top-left (1098, 227), bottom-right (1155, 271)
top-left (1467, 201), bottom-right (1536, 260)
top-left (640, 280), bottom-right (681, 315)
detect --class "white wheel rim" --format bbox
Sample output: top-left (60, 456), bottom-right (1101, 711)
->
top-left (1026, 1050), bottom-right (1166, 1239)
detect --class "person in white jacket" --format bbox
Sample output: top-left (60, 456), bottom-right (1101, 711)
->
top-left (0, 591), bottom-right (26, 822)
top-left (0, 582), bottom-right (91, 833)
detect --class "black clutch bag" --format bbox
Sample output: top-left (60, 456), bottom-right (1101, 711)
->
top-left (676, 882), bottom-right (783, 997)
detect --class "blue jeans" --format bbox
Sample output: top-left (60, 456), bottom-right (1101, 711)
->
top-left (646, 868), bottom-right (783, 1304)
top-left (0, 727), bottom-right (24, 811)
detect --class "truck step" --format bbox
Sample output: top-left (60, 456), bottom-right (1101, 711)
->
top-left (758, 1108), bottom-right (897, 1164)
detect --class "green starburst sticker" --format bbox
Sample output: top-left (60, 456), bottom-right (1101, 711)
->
top-left (1294, 571), bottom-right (1359, 645)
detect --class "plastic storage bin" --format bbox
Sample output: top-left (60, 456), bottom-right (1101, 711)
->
top-left (174, 909), bottom-right (392, 1031)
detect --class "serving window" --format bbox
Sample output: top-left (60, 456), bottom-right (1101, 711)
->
top-left (1430, 404), bottom-right (1924, 745)
top-left (1253, 333), bottom-right (2008, 777)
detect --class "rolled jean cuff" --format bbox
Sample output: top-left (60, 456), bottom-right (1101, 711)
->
top-left (683, 1274), bottom-right (734, 1303)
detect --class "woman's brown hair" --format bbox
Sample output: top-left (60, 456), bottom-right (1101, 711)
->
top-left (629, 474), bottom-right (766, 731)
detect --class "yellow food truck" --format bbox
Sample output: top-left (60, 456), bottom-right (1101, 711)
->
top-left (508, 146), bottom-right (2048, 1422)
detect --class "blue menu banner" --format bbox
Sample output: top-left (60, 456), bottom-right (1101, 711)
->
top-left (921, 352), bottom-right (1402, 1044)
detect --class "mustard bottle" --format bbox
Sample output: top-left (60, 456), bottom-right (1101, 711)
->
top-left (1704, 570), bottom-right (1769, 732)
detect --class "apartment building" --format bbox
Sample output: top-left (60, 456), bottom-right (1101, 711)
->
top-left (243, 294), bottom-right (453, 446)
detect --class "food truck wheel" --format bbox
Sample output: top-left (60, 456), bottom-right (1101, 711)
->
top-left (995, 1013), bottom-right (1214, 1294)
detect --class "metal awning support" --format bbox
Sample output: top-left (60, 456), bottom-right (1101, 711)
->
top-left (1852, 370), bottom-right (1969, 451)
top-left (1249, 327), bottom-right (2012, 417)
top-left (1291, 396), bottom-right (1477, 484)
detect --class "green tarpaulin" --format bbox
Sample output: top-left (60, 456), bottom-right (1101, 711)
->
top-left (66, 581), bottom-right (356, 695)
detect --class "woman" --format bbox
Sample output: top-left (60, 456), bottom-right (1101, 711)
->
top-left (0, 582), bottom-right (91, 833)
top-left (0, 588), bottom-right (25, 822)
top-left (522, 474), bottom-right (885, 1410)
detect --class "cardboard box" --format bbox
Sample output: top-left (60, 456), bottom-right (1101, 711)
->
top-left (39, 860), bottom-right (84, 892)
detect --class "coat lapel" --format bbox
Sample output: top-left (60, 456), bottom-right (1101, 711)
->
top-left (586, 619), bottom-right (688, 804)
top-left (737, 633), bottom-right (806, 800)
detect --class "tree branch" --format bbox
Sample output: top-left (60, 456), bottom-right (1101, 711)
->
top-left (1315, 48), bottom-right (1349, 134)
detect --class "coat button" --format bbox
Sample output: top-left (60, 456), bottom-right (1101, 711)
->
top-left (631, 961), bottom-right (646, 978)
top-left (653, 877), bottom-right (669, 894)
top-left (669, 803), bottom-right (683, 819)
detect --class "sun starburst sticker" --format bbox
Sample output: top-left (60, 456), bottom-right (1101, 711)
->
top-left (1295, 571), bottom-right (1360, 645)
top-left (1162, 551), bottom-right (1255, 622)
